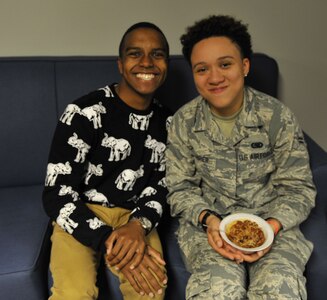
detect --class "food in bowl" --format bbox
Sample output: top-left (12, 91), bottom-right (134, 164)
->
top-left (226, 219), bottom-right (265, 248)
top-left (219, 213), bottom-right (274, 253)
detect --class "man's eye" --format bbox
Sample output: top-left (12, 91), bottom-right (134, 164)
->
top-left (127, 51), bottom-right (141, 57)
top-left (152, 51), bottom-right (166, 59)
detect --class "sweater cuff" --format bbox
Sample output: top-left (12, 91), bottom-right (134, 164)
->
top-left (129, 206), bottom-right (160, 234)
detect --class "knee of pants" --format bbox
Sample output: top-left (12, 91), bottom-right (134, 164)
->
top-left (185, 269), bottom-right (246, 300)
top-left (50, 283), bottom-right (99, 300)
top-left (248, 270), bottom-right (307, 299)
top-left (50, 266), bottom-right (99, 300)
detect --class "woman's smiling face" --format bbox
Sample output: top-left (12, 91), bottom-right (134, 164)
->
top-left (191, 36), bottom-right (250, 116)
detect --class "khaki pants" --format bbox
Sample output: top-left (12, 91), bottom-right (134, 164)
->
top-left (49, 204), bottom-right (166, 300)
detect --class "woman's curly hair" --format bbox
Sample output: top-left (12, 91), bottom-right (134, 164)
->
top-left (181, 15), bottom-right (252, 64)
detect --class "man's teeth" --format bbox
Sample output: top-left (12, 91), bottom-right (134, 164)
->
top-left (136, 73), bottom-right (155, 80)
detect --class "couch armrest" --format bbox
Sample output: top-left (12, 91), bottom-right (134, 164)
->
top-left (301, 133), bottom-right (327, 300)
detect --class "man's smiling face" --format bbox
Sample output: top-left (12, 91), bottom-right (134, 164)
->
top-left (117, 27), bottom-right (168, 104)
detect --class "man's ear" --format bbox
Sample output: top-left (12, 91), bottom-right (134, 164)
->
top-left (117, 58), bottom-right (123, 74)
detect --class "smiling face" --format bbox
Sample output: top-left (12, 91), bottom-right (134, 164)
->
top-left (117, 27), bottom-right (168, 109)
top-left (191, 36), bottom-right (250, 116)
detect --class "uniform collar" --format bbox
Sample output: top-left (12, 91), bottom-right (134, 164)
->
top-left (193, 87), bottom-right (264, 146)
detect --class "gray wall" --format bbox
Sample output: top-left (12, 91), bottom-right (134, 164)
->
top-left (1, 0), bottom-right (326, 150)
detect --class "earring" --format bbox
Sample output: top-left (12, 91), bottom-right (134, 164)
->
top-left (244, 73), bottom-right (248, 77)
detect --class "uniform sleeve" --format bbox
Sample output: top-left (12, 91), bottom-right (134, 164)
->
top-left (165, 113), bottom-right (211, 228)
top-left (42, 100), bottom-right (112, 252)
top-left (268, 108), bottom-right (316, 230)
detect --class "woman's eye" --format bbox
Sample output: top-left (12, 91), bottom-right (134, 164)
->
top-left (195, 67), bottom-right (207, 73)
top-left (221, 62), bottom-right (231, 68)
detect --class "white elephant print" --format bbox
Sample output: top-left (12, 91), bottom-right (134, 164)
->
top-left (99, 86), bottom-right (114, 98)
top-left (81, 102), bottom-right (106, 129)
top-left (128, 111), bottom-right (153, 131)
top-left (45, 161), bottom-right (72, 186)
top-left (67, 132), bottom-right (90, 163)
top-left (56, 203), bottom-right (78, 234)
top-left (158, 177), bottom-right (167, 188)
top-left (115, 165), bottom-right (144, 191)
top-left (85, 163), bottom-right (103, 185)
top-left (101, 133), bottom-right (131, 161)
top-left (157, 155), bottom-right (166, 172)
top-left (59, 185), bottom-right (79, 201)
top-left (84, 189), bottom-right (113, 207)
top-left (60, 104), bottom-right (83, 126)
top-left (166, 116), bottom-right (172, 130)
top-left (86, 217), bottom-right (105, 230)
top-left (139, 186), bottom-right (157, 198)
top-left (145, 201), bottom-right (163, 217)
top-left (144, 135), bottom-right (166, 164)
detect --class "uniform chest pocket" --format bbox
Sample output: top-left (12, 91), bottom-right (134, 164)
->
top-left (194, 149), bottom-right (217, 173)
top-left (238, 151), bottom-right (276, 182)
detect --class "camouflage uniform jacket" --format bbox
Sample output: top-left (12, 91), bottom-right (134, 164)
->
top-left (166, 87), bottom-right (316, 231)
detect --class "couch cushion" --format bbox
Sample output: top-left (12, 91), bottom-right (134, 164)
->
top-left (0, 185), bottom-right (51, 300)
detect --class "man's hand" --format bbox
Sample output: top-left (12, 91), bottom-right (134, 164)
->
top-left (109, 246), bottom-right (167, 297)
top-left (105, 219), bottom-right (147, 270)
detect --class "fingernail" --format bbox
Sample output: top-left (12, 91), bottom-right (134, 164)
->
top-left (163, 278), bottom-right (168, 284)
top-left (157, 288), bottom-right (163, 294)
top-left (149, 292), bottom-right (154, 298)
top-left (129, 265), bottom-right (135, 270)
top-left (114, 267), bottom-right (119, 270)
top-left (140, 291), bottom-right (145, 296)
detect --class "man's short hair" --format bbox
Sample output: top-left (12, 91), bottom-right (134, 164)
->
top-left (119, 22), bottom-right (169, 58)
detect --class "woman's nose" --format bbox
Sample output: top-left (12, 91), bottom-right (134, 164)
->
top-left (208, 68), bottom-right (224, 84)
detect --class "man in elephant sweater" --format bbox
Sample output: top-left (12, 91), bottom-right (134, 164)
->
top-left (43, 22), bottom-right (171, 300)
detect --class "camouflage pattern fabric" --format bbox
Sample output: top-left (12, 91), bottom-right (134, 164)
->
top-left (166, 87), bottom-right (316, 299)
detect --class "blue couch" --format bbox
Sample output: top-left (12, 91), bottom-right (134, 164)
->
top-left (0, 54), bottom-right (326, 300)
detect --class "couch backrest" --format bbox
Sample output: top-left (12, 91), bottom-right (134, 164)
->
top-left (0, 54), bottom-right (278, 187)
top-left (0, 60), bottom-right (58, 187)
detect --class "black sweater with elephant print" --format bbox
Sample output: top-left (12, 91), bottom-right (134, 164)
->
top-left (43, 84), bottom-right (171, 252)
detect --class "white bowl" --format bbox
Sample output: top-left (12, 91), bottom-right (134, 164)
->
top-left (219, 213), bottom-right (274, 253)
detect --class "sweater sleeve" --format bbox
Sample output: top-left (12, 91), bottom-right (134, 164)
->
top-left (42, 97), bottom-right (112, 252)
top-left (129, 112), bottom-right (171, 233)
top-left (129, 164), bottom-right (168, 233)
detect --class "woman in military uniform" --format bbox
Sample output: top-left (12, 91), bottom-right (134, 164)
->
top-left (166, 15), bottom-right (316, 300)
